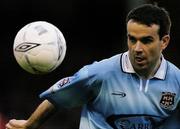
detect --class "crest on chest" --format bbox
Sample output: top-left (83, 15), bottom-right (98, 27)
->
top-left (160, 92), bottom-right (176, 109)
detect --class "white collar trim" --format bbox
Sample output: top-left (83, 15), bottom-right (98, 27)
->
top-left (121, 51), bottom-right (167, 79)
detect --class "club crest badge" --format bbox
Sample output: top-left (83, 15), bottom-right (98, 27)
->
top-left (160, 92), bottom-right (176, 109)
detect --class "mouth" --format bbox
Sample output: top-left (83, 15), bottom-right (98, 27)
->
top-left (134, 56), bottom-right (146, 64)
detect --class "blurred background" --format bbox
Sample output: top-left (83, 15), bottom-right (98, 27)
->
top-left (0, 0), bottom-right (179, 129)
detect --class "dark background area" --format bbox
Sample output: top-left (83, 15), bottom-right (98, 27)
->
top-left (0, 0), bottom-right (179, 129)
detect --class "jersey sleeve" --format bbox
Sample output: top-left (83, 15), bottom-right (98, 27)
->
top-left (39, 65), bottom-right (102, 109)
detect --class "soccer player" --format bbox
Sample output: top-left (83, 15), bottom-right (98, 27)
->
top-left (6, 4), bottom-right (180, 129)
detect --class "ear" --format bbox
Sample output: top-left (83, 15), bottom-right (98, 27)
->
top-left (160, 35), bottom-right (170, 50)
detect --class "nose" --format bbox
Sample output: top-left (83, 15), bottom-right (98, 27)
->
top-left (134, 41), bottom-right (143, 52)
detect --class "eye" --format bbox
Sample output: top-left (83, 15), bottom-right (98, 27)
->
top-left (140, 37), bottom-right (153, 44)
top-left (128, 35), bottom-right (137, 44)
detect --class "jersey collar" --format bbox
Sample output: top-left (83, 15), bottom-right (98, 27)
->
top-left (121, 51), bottom-right (167, 80)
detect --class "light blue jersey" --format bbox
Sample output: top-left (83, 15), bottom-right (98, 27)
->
top-left (40, 51), bottom-right (180, 129)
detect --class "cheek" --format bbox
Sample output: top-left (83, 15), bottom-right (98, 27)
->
top-left (127, 42), bottom-right (131, 48)
top-left (127, 42), bottom-right (134, 51)
top-left (148, 46), bottom-right (161, 61)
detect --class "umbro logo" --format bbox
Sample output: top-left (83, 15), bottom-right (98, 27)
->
top-left (15, 42), bottom-right (41, 52)
top-left (111, 91), bottom-right (126, 97)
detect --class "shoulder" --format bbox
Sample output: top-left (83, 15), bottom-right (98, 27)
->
top-left (166, 61), bottom-right (180, 86)
top-left (77, 54), bottom-right (122, 80)
top-left (167, 61), bottom-right (180, 75)
top-left (86, 54), bottom-right (122, 74)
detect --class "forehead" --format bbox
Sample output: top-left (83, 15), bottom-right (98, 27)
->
top-left (127, 20), bottom-right (159, 38)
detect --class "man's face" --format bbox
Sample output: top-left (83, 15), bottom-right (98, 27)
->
top-left (127, 20), bottom-right (169, 76)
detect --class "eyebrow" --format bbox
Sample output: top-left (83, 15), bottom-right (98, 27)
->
top-left (127, 34), bottom-right (153, 40)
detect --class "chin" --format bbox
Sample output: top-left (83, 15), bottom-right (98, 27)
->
top-left (134, 64), bottom-right (148, 72)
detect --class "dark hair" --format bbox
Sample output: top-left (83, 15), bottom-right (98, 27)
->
top-left (126, 4), bottom-right (171, 39)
